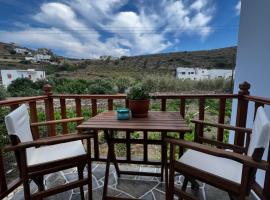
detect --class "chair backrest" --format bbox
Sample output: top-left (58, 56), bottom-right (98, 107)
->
top-left (5, 104), bottom-right (34, 157)
top-left (248, 107), bottom-right (270, 157)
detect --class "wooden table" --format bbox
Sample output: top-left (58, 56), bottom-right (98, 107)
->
top-left (77, 111), bottom-right (191, 200)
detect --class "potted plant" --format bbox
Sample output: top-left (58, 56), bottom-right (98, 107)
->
top-left (127, 83), bottom-right (151, 118)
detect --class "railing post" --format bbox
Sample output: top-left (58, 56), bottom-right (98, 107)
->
top-left (263, 141), bottom-right (270, 199)
top-left (29, 101), bottom-right (39, 140)
top-left (43, 84), bottom-right (56, 136)
top-left (0, 150), bottom-right (7, 194)
top-left (234, 82), bottom-right (250, 147)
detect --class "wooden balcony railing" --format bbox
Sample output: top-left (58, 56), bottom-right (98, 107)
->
top-left (0, 82), bottom-right (269, 199)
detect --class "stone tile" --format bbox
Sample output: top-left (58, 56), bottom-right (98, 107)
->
top-left (116, 179), bottom-right (159, 198)
top-left (101, 173), bottom-right (117, 186)
top-left (205, 185), bottom-right (229, 200)
top-left (156, 183), bottom-right (166, 192)
top-left (70, 193), bottom-right (83, 200)
top-left (11, 190), bottom-right (24, 200)
top-left (87, 186), bottom-right (121, 200)
top-left (152, 189), bottom-right (166, 200)
top-left (92, 164), bottom-right (115, 180)
top-left (44, 190), bottom-right (72, 200)
top-left (65, 173), bottom-right (78, 182)
top-left (137, 167), bottom-right (157, 180)
top-left (45, 172), bottom-right (66, 189)
top-left (63, 168), bottom-right (76, 174)
top-left (142, 192), bottom-right (155, 200)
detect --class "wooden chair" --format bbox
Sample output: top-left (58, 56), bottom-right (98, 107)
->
top-left (165, 107), bottom-right (270, 200)
top-left (4, 104), bottom-right (93, 200)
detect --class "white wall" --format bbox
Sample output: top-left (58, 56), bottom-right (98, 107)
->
top-left (230, 0), bottom-right (270, 188)
top-left (1, 70), bottom-right (46, 87)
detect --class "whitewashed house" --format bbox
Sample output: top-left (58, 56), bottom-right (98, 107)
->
top-left (14, 48), bottom-right (29, 54)
top-left (176, 67), bottom-right (232, 80)
top-left (34, 54), bottom-right (51, 62)
top-left (0, 69), bottom-right (46, 87)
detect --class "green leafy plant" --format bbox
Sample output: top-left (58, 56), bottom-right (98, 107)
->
top-left (0, 85), bottom-right (8, 100)
top-left (127, 83), bottom-right (151, 100)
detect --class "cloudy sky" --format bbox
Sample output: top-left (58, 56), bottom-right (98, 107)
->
top-left (0, 0), bottom-right (241, 58)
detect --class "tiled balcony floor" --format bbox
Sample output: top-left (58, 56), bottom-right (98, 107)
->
top-left (8, 163), bottom-right (257, 200)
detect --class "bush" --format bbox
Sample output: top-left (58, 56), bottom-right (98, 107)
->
top-left (88, 78), bottom-right (116, 94)
top-left (114, 77), bottom-right (133, 93)
top-left (0, 85), bottom-right (8, 100)
top-left (0, 107), bottom-right (9, 147)
top-left (7, 78), bottom-right (40, 97)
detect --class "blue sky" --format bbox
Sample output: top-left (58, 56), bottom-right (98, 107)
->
top-left (0, 0), bottom-right (241, 58)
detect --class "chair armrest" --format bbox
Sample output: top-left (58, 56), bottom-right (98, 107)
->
top-left (191, 120), bottom-right (252, 134)
top-left (31, 117), bottom-right (84, 127)
top-left (164, 138), bottom-right (269, 171)
top-left (3, 133), bottom-right (93, 152)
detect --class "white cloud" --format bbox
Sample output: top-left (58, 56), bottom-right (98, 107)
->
top-left (0, 0), bottom-right (216, 58)
top-left (235, 1), bottom-right (241, 15)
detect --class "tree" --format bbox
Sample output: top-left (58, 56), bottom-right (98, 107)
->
top-left (7, 78), bottom-right (39, 97)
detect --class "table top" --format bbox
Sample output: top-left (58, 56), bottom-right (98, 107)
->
top-left (77, 111), bottom-right (191, 132)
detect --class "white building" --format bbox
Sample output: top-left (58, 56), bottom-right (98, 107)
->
top-left (176, 67), bottom-right (232, 80)
top-left (14, 48), bottom-right (28, 54)
top-left (0, 69), bottom-right (46, 87)
top-left (34, 54), bottom-right (51, 62)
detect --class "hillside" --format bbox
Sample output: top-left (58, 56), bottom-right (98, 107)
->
top-left (0, 42), bottom-right (236, 79)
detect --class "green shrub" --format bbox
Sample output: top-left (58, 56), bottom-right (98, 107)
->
top-left (0, 85), bottom-right (8, 100)
top-left (114, 77), bottom-right (133, 93)
top-left (88, 78), bottom-right (116, 94)
top-left (0, 107), bottom-right (9, 147)
top-left (127, 83), bottom-right (151, 100)
top-left (7, 78), bottom-right (40, 97)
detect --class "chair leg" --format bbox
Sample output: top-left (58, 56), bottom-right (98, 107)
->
top-left (168, 164), bottom-right (175, 200)
top-left (33, 176), bottom-right (44, 192)
top-left (182, 177), bottom-right (188, 191)
top-left (78, 165), bottom-right (85, 200)
top-left (23, 177), bottom-right (31, 200)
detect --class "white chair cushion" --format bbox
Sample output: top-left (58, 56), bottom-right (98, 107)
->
top-left (248, 107), bottom-right (270, 156)
top-left (179, 149), bottom-right (243, 184)
top-left (27, 140), bottom-right (86, 166)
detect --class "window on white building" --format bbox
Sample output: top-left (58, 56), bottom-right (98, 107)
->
top-left (7, 74), bottom-right (12, 79)
top-left (181, 72), bottom-right (185, 75)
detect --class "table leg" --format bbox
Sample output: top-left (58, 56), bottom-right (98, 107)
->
top-left (161, 131), bottom-right (167, 182)
top-left (102, 145), bottom-right (111, 200)
top-left (178, 132), bottom-right (184, 158)
top-left (104, 130), bottom-right (121, 177)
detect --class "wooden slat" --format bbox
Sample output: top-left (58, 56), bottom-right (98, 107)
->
top-left (217, 98), bottom-right (226, 142)
top-left (0, 151), bottom-right (7, 194)
top-left (91, 99), bottom-right (97, 117)
top-left (75, 98), bottom-right (83, 134)
top-left (264, 141), bottom-right (270, 199)
top-left (180, 98), bottom-right (185, 118)
top-left (60, 98), bottom-right (68, 134)
top-left (126, 131), bottom-right (131, 161)
top-left (235, 82), bottom-right (250, 147)
top-left (108, 99), bottom-right (113, 110)
top-left (78, 111), bottom-right (190, 132)
top-left (198, 98), bottom-right (205, 139)
top-left (44, 98), bottom-right (56, 136)
top-left (93, 132), bottom-right (99, 159)
top-left (0, 96), bottom-right (47, 106)
top-left (125, 99), bottom-right (129, 108)
top-left (29, 101), bottom-right (39, 140)
top-left (143, 131), bottom-right (148, 162)
top-left (31, 117), bottom-right (84, 127)
top-left (161, 99), bottom-right (166, 111)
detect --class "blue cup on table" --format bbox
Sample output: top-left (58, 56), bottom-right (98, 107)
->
top-left (117, 108), bottom-right (130, 120)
